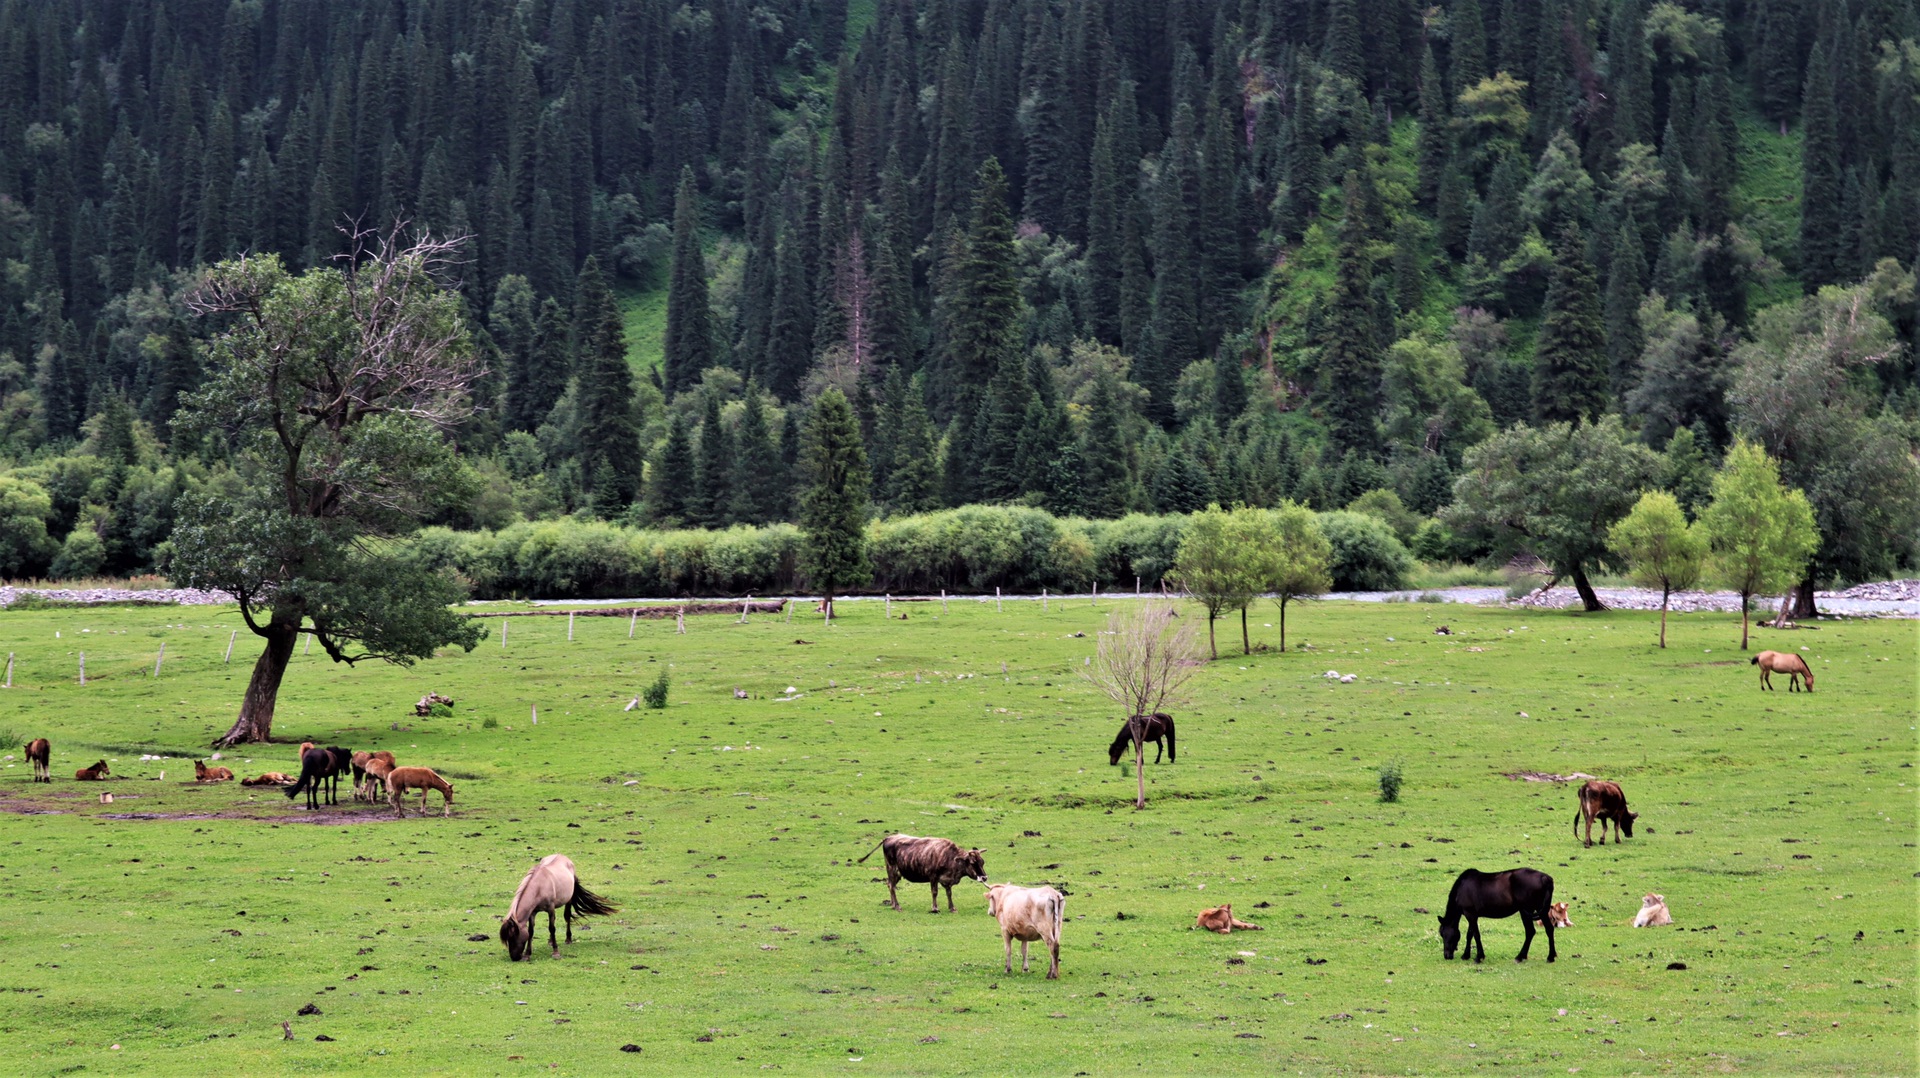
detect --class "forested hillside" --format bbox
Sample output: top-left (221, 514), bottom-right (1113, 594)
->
top-left (0, 0), bottom-right (1917, 593)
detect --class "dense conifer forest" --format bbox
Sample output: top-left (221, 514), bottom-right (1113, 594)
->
top-left (0, 0), bottom-right (1916, 595)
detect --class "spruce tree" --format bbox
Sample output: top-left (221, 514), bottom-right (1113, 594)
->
top-left (939, 157), bottom-right (1024, 434)
top-left (1604, 217), bottom-right (1648, 406)
top-left (1798, 41), bottom-right (1846, 289)
top-left (1085, 97), bottom-right (1125, 345)
top-left (1451, 0), bottom-right (1489, 98)
top-left (663, 166), bottom-right (713, 397)
top-left (574, 257), bottom-right (644, 513)
top-left (1415, 43), bottom-right (1448, 209)
top-left (522, 298), bottom-right (573, 430)
top-left (887, 374), bottom-right (942, 513)
top-left (1319, 173), bottom-right (1383, 456)
top-left (650, 411), bottom-right (694, 524)
top-left (1151, 440), bottom-right (1214, 513)
top-left (692, 390), bottom-right (732, 527)
top-left (1213, 349), bottom-right (1248, 428)
top-left (1531, 225), bottom-right (1609, 423)
top-left (1147, 103), bottom-right (1202, 426)
top-left (1080, 366), bottom-right (1133, 518)
top-left (729, 388), bottom-right (784, 525)
top-left (798, 388), bottom-right (872, 619)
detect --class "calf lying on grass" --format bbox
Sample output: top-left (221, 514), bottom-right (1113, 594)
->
top-left (984, 882), bottom-right (1064, 979)
top-left (1195, 904), bottom-right (1262, 934)
top-left (1632, 893), bottom-right (1673, 927)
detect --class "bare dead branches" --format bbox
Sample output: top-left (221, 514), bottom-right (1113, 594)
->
top-left (1083, 604), bottom-right (1204, 727)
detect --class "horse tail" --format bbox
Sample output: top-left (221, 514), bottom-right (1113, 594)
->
top-left (855, 837), bottom-right (888, 864)
top-left (286, 759), bottom-right (315, 800)
top-left (1164, 717), bottom-right (1176, 763)
top-left (568, 880), bottom-right (619, 918)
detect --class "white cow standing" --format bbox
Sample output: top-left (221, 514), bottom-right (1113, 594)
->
top-left (984, 882), bottom-right (1064, 979)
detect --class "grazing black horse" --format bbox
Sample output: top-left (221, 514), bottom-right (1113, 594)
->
top-left (1438, 867), bottom-right (1557, 963)
top-left (1108, 713), bottom-right (1176, 766)
top-left (286, 746), bottom-right (353, 809)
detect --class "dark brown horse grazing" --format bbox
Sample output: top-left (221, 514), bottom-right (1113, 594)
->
top-left (1438, 868), bottom-right (1557, 963)
top-left (24, 739), bottom-right (50, 783)
top-left (499, 854), bottom-right (619, 960)
top-left (1108, 713), bottom-right (1176, 766)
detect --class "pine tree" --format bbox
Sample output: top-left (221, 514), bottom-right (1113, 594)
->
top-left (1147, 102), bottom-right (1202, 426)
top-left (1608, 0), bottom-right (1653, 151)
top-left (728, 388), bottom-right (784, 525)
top-left (1604, 216), bottom-right (1648, 406)
top-left (663, 166), bottom-right (713, 396)
top-left (1451, 0), bottom-right (1489, 98)
top-left (1324, 0), bottom-right (1363, 83)
top-left (1151, 439), bottom-right (1214, 513)
top-left (1531, 224), bottom-right (1609, 423)
top-left (1080, 365), bottom-right (1134, 518)
top-left (649, 412), bottom-right (694, 524)
top-left (692, 390), bottom-right (732, 527)
top-left (1319, 173), bottom-right (1383, 456)
top-left (1752, 0), bottom-right (1804, 132)
top-left (888, 373), bottom-right (942, 512)
top-left (1798, 41), bottom-right (1846, 289)
top-left (938, 157), bottom-right (1024, 432)
top-left (1213, 348), bottom-right (1248, 428)
top-left (798, 388), bottom-right (872, 618)
top-left (1415, 43), bottom-right (1448, 209)
top-left (1085, 95), bottom-right (1125, 345)
top-left (574, 257), bottom-right (644, 513)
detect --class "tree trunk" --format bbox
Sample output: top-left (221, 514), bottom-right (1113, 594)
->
top-left (1569, 565), bottom-right (1607, 612)
top-left (1278, 597), bottom-right (1288, 652)
top-left (1786, 578), bottom-right (1817, 620)
top-left (1739, 591), bottom-right (1751, 650)
top-left (1240, 606), bottom-right (1250, 655)
top-left (1658, 585), bottom-right (1669, 649)
top-left (214, 623), bottom-right (300, 747)
top-left (1206, 614), bottom-right (1217, 659)
top-left (1130, 713), bottom-right (1147, 809)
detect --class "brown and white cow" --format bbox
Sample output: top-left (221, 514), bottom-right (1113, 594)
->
top-left (857, 834), bottom-right (986, 912)
top-left (984, 882), bottom-right (1064, 978)
top-left (1573, 780), bottom-right (1637, 848)
top-left (1534, 901), bottom-right (1572, 928)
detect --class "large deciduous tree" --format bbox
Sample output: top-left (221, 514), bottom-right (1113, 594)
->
top-left (1444, 416), bottom-right (1661, 611)
top-left (1265, 501), bottom-right (1334, 652)
top-left (1172, 504), bottom-right (1275, 659)
top-left (172, 234), bottom-right (487, 747)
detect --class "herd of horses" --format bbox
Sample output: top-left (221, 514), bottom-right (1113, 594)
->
top-left (11, 639), bottom-right (1815, 972)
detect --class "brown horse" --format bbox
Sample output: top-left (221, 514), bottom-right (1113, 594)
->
top-left (386, 766), bottom-right (454, 817)
top-left (351, 750), bottom-right (397, 801)
top-left (499, 854), bottom-right (619, 960)
top-left (193, 760), bottom-right (235, 782)
top-left (241, 773), bottom-right (295, 786)
top-left (361, 757), bottom-right (395, 802)
top-left (74, 759), bottom-right (110, 781)
top-left (24, 739), bottom-right (50, 783)
top-left (1752, 650), bottom-right (1814, 692)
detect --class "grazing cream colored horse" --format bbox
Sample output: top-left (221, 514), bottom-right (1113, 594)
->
top-left (499, 854), bottom-right (619, 960)
top-left (1751, 650), bottom-right (1814, 692)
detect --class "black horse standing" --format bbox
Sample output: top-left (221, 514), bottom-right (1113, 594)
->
top-left (1107, 713), bottom-right (1176, 766)
top-left (286, 746), bottom-right (352, 810)
top-left (1438, 867), bottom-right (1557, 963)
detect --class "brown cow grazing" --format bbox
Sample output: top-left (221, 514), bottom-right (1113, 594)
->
top-left (193, 760), bottom-right (235, 782)
top-left (857, 834), bottom-right (987, 912)
top-left (241, 772), bottom-right (295, 786)
top-left (984, 882), bottom-right (1065, 978)
top-left (1195, 904), bottom-right (1262, 934)
top-left (1573, 780), bottom-right (1637, 847)
top-left (75, 760), bottom-right (110, 781)
top-left (1752, 650), bottom-right (1814, 693)
top-left (24, 739), bottom-right (50, 783)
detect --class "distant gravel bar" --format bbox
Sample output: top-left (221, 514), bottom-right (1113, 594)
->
top-left (0, 586), bottom-right (235, 608)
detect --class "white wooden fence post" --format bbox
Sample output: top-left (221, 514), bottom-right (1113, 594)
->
top-left (303, 634), bottom-right (312, 655)
top-left (78, 652), bottom-right (85, 685)
top-left (224, 630), bottom-right (236, 663)
top-left (676, 608), bottom-right (686, 634)
top-left (1135, 575), bottom-right (1141, 595)
top-left (4, 652), bottom-right (12, 688)
top-left (740, 596), bottom-right (751, 624)
top-left (568, 611), bottom-right (575, 640)
top-left (995, 586), bottom-right (1002, 613)
top-left (785, 599), bottom-right (793, 623)
top-left (153, 642), bottom-right (165, 678)
top-left (885, 593), bottom-right (892, 618)
top-left (502, 619), bottom-right (509, 648)
top-left (941, 589), bottom-right (948, 614)
top-left (531, 706), bottom-right (538, 725)
top-left (628, 610), bottom-right (637, 639)
top-left (1042, 588), bottom-right (1048, 612)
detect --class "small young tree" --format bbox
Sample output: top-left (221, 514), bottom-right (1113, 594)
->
top-left (1082, 604), bottom-right (1205, 809)
top-left (1266, 501), bottom-right (1333, 652)
top-left (1170, 504), bottom-right (1274, 658)
top-left (1700, 439), bottom-right (1819, 650)
top-left (798, 388), bottom-right (872, 620)
top-left (1607, 490), bottom-right (1706, 648)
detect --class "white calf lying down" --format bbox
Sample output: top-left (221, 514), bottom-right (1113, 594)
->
top-left (984, 882), bottom-right (1064, 979)
top-left (1632, 893), bottom-right (1672, 927)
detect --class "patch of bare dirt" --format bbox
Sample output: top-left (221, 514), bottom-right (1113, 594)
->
top-left (1502, 771), bottom-right (1600, 783)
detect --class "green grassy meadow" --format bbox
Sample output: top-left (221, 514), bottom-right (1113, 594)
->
top-left (0, 597), bottom-right (1912, 1075)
